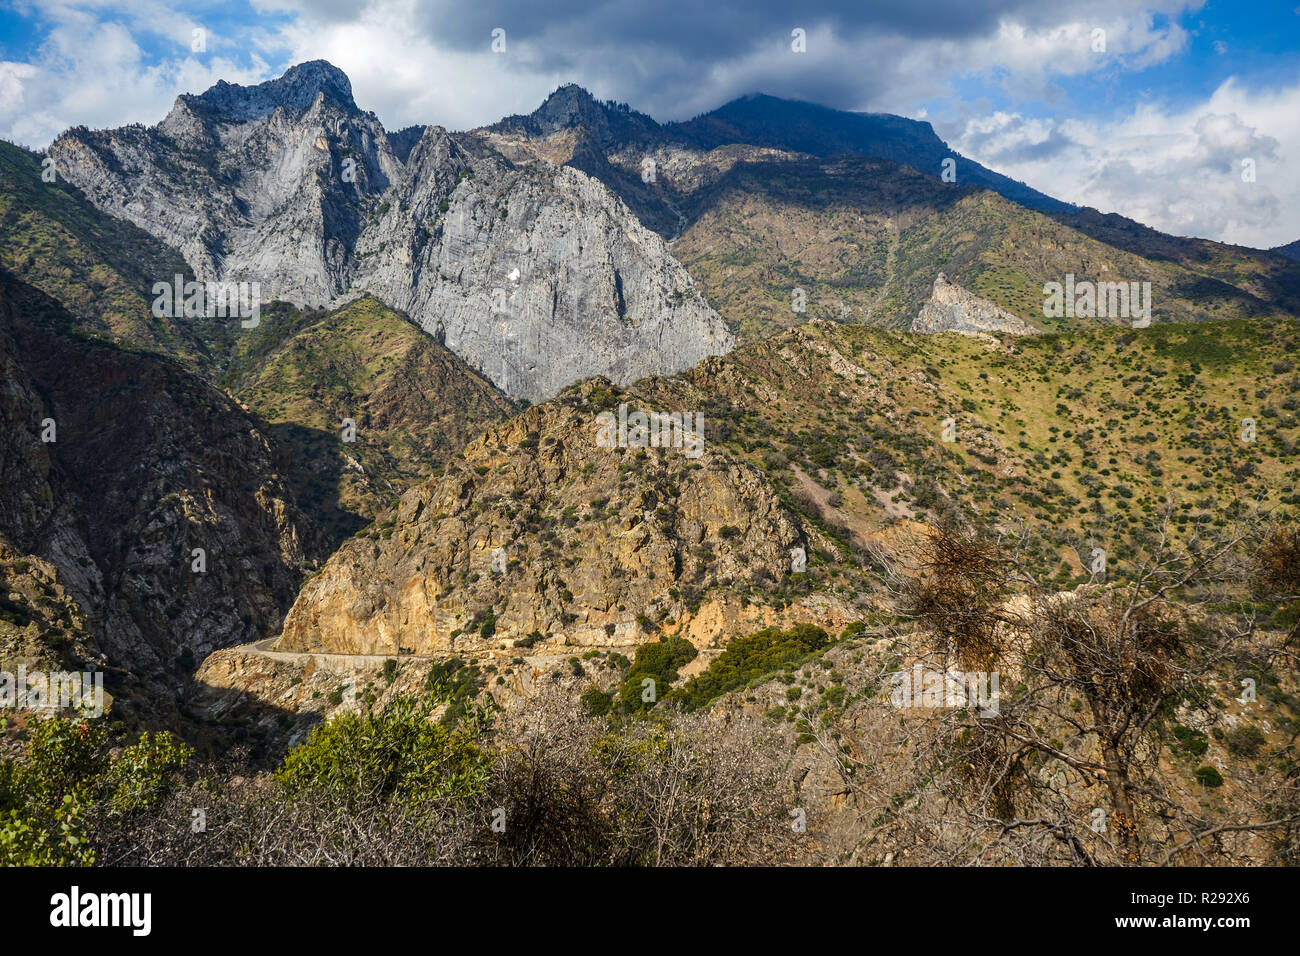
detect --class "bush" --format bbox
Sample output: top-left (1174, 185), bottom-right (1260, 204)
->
top-left (1172, 724), bottom-right (1209, 757)
top-left (669, 623), bottom-right (831, 711)
top-left (1194, 765), bottom-right (1224, 788)
top-left (1224, 725), bottom-right (1267, 758)
top-left (0, 717), bottom-right (190, 865)
top-left (580, 688), bottom-right (613, 718)
top-left (617, 637), bottom-right (698, 712)
top-left (274, 694), bottom-right (490, 805)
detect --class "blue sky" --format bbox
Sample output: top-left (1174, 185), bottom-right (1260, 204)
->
top-left (1, 0), bottom-right (1297, 247)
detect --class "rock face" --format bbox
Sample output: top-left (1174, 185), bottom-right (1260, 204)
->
top-left (911, 273), bottom-right (1038, 335)
top-left (47, 62), bottom-right (734, 403)
top-left (49, 61), bottom-right (399, 306)
top-left (353, 138), bottom-right (732, 402)
top-left (0, 274), bottom-right (314, 688)
top-left (274, 381), bottom-right (806, 657)
top-left (221, 296), bottom-right (519, 550)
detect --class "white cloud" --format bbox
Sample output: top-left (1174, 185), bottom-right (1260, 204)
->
top-left (2, 0), bottom-right (1293, 248)
top-left (948, 77), bottom-right (1300, 247)
top-left (0, 6), bottom-right (271, 147)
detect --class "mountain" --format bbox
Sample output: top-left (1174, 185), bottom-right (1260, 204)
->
top-left (5, 61), bottom-right (1298, 867)
top-left (476, 86), bottom-right (1073, 235)
top-left (47, 63), bottom-right (734, 403)
top-left (207, 309), bottom-right (1299, 730)
top-left (0, 138), bottom-right (519, 715)
top-left (474, 84), bottom-right (1300, 341)
top-left (0, 271), bottom-right (315, 717)
top-left (217, 295), bottom-right (519, 548)
top-left (49, 61), bottom-right (399, 307)
top-left (349, 126), bottom-right (733, 402)
top-left (271, 383), bottom-right (818, 657)
top-left (0, 139), bottom-right (204, 368)
top-left (1272, 239), bottom-right (1300, 262)
top-left (671, 92), bottom-right (1075, 214)
top-left (44, 63), bottom-right (1300, 402)
top-left (669, 153), bottom-right (1300, 339)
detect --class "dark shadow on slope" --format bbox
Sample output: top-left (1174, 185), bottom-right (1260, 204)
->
top-left (267, 421), bottom-right (370, 553)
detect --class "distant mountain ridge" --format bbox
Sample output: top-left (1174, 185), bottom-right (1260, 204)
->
top-left (487, 85), bottom-right (1074, 216)
top-left (1273, 239), bottom-right (1300, 262)
top-left (38, 61), bottom-right (1300, 403)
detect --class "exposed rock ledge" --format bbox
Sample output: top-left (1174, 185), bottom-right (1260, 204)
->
top-left (911, 273), bottom-right (1038, 335)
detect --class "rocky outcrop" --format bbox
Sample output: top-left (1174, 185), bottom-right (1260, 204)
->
top-left (353, 145), bottom-right (732, 402)
top-left (911, 273), bottom-right (1038, 335)
top-left (0, 274), bottom-right (314, 693)
top-left (49, 61), bottom-right (399, 307)
top-left (273, 380), bottom-right (806, 657)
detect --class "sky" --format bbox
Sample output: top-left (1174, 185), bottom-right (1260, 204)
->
top-left (1, 0), bottom-right (1298, 249)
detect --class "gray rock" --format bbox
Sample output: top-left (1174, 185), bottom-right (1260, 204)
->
top-left (47, 61), bottom-right (734, 402)
top-left (911, 272), bottom-right (1038, 335)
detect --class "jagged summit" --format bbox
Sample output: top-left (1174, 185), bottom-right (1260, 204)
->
top-left (490, 82), bottom-right (662, 148)
top-left (181, 59), bottom-right (358, 122)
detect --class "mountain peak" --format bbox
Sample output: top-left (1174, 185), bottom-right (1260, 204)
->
top-left (487, 83), bottom-right (660, 148)
top-left (530, 83), bottom-right (607, 132)
top-left (186, 59), bottom-right (357, 121)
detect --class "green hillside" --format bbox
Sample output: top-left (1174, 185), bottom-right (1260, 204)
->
top-left (672, 155), bottom-right (1300, 340)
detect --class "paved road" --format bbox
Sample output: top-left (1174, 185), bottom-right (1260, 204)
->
top-left (239, 637), bottom-right (637, 668)
top-left (242, 637), bottom-right (442, 665)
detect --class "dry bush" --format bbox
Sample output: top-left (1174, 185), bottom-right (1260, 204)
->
top-left (814, 512), bottom-right (1300, 866)
top-left (99, 691), bottom-right (800, 867)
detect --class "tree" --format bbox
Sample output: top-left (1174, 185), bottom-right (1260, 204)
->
top-left (821, 511), bottom-right (1298, 865)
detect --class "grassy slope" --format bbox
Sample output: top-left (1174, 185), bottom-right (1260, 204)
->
top-left (0, 138), bottom-right (210, 368)
top-left (671, 155), bottom-right (1300, 340)
top-left (220, 296), bottom-right (518, 547)
top-left (636, 317), bottom-right (1300, 580)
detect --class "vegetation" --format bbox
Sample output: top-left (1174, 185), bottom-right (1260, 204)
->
top-left (0, 717), bottom-right (190, 866)
top-left (616, 637), bottom-right (697, 712)
top-left (669, 624), bottom-right (831, 710)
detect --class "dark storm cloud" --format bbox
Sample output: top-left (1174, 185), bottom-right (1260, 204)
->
top-left (277, 0), bottom-right (1133, 118)
top-left (414, 0), bottom-right (1075, 53)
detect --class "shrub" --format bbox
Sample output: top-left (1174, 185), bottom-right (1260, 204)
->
top-left (1224, 725), bottom-right (1267, 758)
top-left (581, 688), bottom-right (613, 718)
top-left (274, 694), bottom-right (489, 805)
top-left (617, 637), bottom-right (698, 712)
top-left (669, 624), bottom-right (831, 711)
top-left (0, 717), bottom-right (190, 865)
top-left (1194, 765), bottom-right (1224, 788)
top-left (1172, 724), bottom-right (1209, 757)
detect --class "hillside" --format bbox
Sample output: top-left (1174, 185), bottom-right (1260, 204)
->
top-left (0, 272), bottom-right (315, 720)
top-left (0, 138), bottom-right (207, 369)
top-left (217, 296), bottom-right (518, 547)
top-left (672, 154), bottom-right (1300, 339)
top-left (214, 313), bottom-right (1299, 679)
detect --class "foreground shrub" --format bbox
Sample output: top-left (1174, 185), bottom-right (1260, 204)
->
top-left (273, 693), bottom-right (490, 805)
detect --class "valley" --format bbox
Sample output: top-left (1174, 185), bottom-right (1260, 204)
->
top-left (1, 60), bottom-right (1297, 869)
